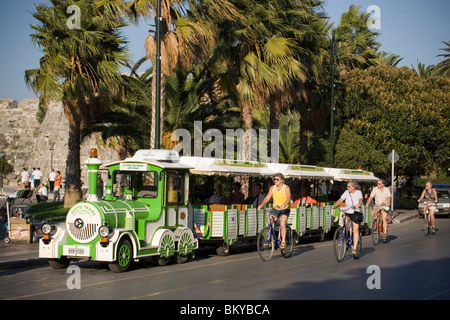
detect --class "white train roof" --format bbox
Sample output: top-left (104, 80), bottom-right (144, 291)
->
top-left (105, 149), bottom-right (193, 170)
top-left (179, 156), bottom-right (274, 177)
top-left (324, 167), bottom-right (378, 182)
top-left (267, 163), bottom-right (334, 179)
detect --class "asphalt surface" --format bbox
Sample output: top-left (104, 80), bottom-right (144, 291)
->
top-left (0, 186), bottom-right (421, 271)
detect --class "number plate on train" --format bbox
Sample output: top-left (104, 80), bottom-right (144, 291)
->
top-left (63, 245), bottom-right (90, 257)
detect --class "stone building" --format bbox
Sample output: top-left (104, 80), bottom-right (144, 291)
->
top-left (0, 99), bottom-right (120, 187)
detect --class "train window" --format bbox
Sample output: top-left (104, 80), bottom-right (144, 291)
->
top-left (167, 173), bottom-right (184, 205)
top-left (138, 171), bottom-right (158, 198)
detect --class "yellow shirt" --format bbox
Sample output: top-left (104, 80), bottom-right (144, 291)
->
top-left (272, 185), bottom-right (288, 209)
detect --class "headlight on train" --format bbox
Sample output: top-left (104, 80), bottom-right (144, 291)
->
top-left (41, 223), bottom-right (52, 235)
top-left (99, 225), bottom-right (111, 237)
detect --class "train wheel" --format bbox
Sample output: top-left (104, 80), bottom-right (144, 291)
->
top-left (216, 242), bottom-right (230, 256)
top-left (172, 253), bottom-right (189, 264)
top-left (109, 238), bottom-right (133, 273)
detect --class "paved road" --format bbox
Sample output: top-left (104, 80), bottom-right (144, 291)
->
top-left (1, 216), bottom-right (449, 302)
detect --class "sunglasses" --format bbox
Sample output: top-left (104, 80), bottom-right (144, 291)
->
top-left (274, 178), bottom-right (281, 181)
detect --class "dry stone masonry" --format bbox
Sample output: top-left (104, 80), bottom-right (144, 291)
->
top-left (0, 99), bottom-right (120, 187)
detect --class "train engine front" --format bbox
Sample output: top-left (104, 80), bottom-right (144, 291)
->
top-left (39, 149), bottom-right (197, 272)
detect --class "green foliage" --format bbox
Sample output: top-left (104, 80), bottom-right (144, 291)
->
top-left (336, 65), bottom-right (450, 176)
top-left (333, 127), bottom-right (389, 176)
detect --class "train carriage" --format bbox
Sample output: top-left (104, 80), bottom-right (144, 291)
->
top-left (39, 149), bottom-right (198, 272)
top-left (179, 156), bottom-right (274, 255)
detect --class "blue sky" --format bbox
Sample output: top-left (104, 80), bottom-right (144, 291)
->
top-left (0, 0), bottom-right (449, 102)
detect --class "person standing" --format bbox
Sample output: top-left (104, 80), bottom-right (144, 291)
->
top-left (32, 168), bottom-right (43, 189)
top-left (53, 171), bottom-right (62, 202)
top-left (48, 169), bottom-right (56, 192)
top-left (20, 168), bottom-right (30, 184)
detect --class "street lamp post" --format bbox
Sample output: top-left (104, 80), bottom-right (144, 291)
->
top-left (329, 29), bottom-right (337, 168)
top-left (154, 0), bottom-right (162, 149)
top-left (50, 143), bottom-right (55, 170)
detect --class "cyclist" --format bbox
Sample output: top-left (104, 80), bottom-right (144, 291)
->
top-left (331, 181), bottom-right (363, 255)
top-left (258, 173), bottom-right (291, 249)
top-left (418, 181), bottom-right (438, 233)
top-left (366, 179), bottom-right (391, 241)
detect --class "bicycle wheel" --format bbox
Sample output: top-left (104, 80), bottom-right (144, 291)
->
top-left (371, 219), bottom-right (381, 245)
top-left (333, 226), bottom-right (346, 262)
top-left (281, 226), bottom-right (294, 258)
top-left (257, 227), bottom-right (274, 262)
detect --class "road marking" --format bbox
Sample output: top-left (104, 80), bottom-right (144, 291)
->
top-left (6, 251), bottom-right (326, 300)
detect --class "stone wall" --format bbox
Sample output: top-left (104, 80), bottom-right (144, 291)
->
top-left (0, 99), bottom-right (120, 187)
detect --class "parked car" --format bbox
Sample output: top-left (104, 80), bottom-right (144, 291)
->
top-left (418, 186), bottom-right (450, 217)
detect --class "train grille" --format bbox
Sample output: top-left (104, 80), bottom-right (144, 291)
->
top-left (67, 221), bottom-right (100, 243)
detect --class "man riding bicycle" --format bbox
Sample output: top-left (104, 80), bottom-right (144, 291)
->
top-left (366, 179), bottom-right (391, 241)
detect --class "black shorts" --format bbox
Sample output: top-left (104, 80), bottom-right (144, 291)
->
top-left (345, 213), bottom-right (362, 224)
top-left (271, 208), bottom-right (290, 218)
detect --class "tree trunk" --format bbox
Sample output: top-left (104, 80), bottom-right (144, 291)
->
top-left (64, 120), bottom-right (83, 208)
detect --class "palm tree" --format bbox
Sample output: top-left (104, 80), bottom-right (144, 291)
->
top-left (25, 0), bottom-right (129, 207)
top-left (125, 0), bottom-right (242, 148)
top-left (436, 40), bottom-right (450, 77)
top-left (334, 4), bottom-right (381, 73)
top-left (377, 51), bottom-right (403, 67)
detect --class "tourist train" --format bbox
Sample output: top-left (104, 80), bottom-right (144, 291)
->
top-left (39, 149), bottom-right (378, 272)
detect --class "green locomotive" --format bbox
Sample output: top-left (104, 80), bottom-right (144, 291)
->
top-left (39, 149), bottom-right (197, 272)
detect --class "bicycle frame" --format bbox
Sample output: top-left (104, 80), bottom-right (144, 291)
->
top-left (333, 209), bottom-right (361, 261)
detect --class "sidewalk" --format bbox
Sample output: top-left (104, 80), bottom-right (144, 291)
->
top-left (0, 208), bottom-right (420, 271)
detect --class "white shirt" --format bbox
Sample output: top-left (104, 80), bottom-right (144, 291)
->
top-left (340, 190), bottom-right (363, 214)
top-left (49, 172), bottom-right (57, 181)
top-left (33, 170), bottom-right (43, 180)
top-left (20, 171), bottom-right (29, 183)
top-left (38, 186), bottom-right (48, 197)
top-left (370, 187), bottom-right (391, 206)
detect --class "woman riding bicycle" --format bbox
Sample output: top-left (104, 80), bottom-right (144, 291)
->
top-left (258, 173), bottom-right (291, 249)
top-left (418, 181), bottom-right (438, 233)
top-left (331, 181), bottom-right (363, 255)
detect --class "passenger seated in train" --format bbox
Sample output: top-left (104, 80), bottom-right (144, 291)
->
top-left (228, 182), bottom-right (245, 205)
top-left (245, 183), bottom-right (266, 207)
top-left (208, 183), bottom-right (226, 204)
top-left (294, 189), bottom-right (317, 207)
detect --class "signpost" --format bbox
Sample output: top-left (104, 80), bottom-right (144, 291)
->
top-left (388, 150), bottom-right (399, 212)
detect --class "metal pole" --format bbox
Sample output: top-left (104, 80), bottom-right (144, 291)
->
top-left (154, 0), bottom-right (162, 149)
top-left (391, 149), bottom-right (395, 212)
top-left (329, 29), bottom-right (336, 168)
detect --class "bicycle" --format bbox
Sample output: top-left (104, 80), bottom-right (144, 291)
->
top-left (257, 215), bottom-right (294, 262)
top-left (332, 208), bottom-right (362, 262)
top-left (423, 206), bottom-right (437, 236)
top-left (371, 205), bottom-right (390, 245)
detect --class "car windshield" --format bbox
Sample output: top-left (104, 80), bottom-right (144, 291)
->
top-left (436, 189), bottom-right (450, 199)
